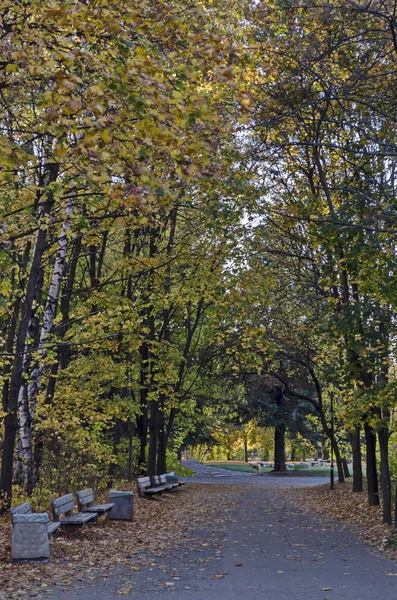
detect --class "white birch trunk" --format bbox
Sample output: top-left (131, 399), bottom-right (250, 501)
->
top-left (17, 199), bottom-right (74, 493)
top-left (14, 340), bottom-right (34, 486)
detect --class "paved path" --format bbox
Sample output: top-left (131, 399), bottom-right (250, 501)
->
top-left (43, 463), bottom-right (397, 600)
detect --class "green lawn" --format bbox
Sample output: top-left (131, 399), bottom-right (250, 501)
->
top-left (205, 462), bottom-right (259, 473)
top-left (204, 461), bottom-right (338, 477)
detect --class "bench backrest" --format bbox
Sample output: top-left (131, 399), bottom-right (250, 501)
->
top-left (76, 488), bottom-right (94, 511)
top-left (11, 501), bottom-right (33, 518)
top-left (137, 477), bottom-right (152, 490)
top-left (159, 475), bottom-right (168, 485)
top-left (51, 493), bottom-right (75, 520)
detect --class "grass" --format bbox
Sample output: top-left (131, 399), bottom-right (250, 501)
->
top-left (205, 462), bottom-right (260, 473)
top-left (204, 461), bottom-right (336, 477)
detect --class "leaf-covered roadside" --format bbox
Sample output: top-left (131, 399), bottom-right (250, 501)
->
top-left (0, 484), bottom-right (244, 600)
top-left (290, 484), bottom-right (397, 562)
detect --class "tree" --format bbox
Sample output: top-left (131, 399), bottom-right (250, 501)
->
top-left (0, 0), bottom-right (251, 508)
top-left (242, 0), bottom-right (397, 521)
top-left (245, 377), bottom-right (320, 472)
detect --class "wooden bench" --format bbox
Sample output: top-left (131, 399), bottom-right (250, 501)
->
top-left (157, 474), bottom-right (179, 491)
top-left (137, 476), bottom-right (165, 497)
top-left (11, 501), bottom-right (60, 535)
top-left (76, 488), bottom-right (114, 515)
top-left (51, 493), bottom-right (97, 529)
top-left (165, 472), bottom-right (185, 486)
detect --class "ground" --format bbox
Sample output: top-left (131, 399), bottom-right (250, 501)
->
top-left (0, 461), bottom-right (396, 599)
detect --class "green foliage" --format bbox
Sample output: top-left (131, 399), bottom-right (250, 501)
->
top-left (205, 462), bottom-right (258, 473)
top-left (0, 0), bottom-right (396, 521)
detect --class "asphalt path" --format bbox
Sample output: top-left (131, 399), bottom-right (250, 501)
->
top-left (41, 462), bottom-right (397, 600)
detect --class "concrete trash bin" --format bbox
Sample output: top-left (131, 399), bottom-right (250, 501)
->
top-left (108, 490), bottom-right (134, 521)
top-left (12, 513), bottom-right (50, 561)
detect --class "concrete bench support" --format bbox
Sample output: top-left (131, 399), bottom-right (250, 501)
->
top-left (108, 490), bottom-right (134, 521)
top-left (12, 513), bottom-right (50, 561)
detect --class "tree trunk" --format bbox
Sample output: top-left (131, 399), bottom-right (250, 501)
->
top-left (378, 424), bottom-right (391, 524)
top-left (0, 411), bottom-right (18, 511)
top-left (127, 419), bottom-right (135, 481)
top-left (165, 298), bottom-right (205, 448)
top-left (317, 405), bottom-right (345, 483)
top-left (333, 437), bottom-right (345, 484)
top-left (138, 342), bottom-right (149, 474)
top-left (59, 234), bottom-right (82, 369)
top-left (147, 398), bottom-right (158, 476)
top-left (18, 198), bottom-right (73, 494)
top-left (243, 434), bottom-right (249, 463)
top-left (14, 265), bottom-right (43, 488)
top-left (156, 395), bottom-right (167, 475)
top-left (0, 163), bottom-right (58, 511)
top-left (364, 423), bottom-right (379, 506)
top-left (273, 424), bottom-right (287, 472)
top-left (108, 419), bottom-right (122, 489)
top-left (1, 244), bottom-right (32, 412)
top-left (350, 428), bottom-right (363, 492)
top-left (342, 457), bottom-right (350, 478)
top-left (394, 484), bottom-right (397, 530)
top-left (35, 232), bottom-right (81, 487)
top-left (16, 380), bottom-right (35, 493)
top-left (33, 360), bottom-right (59, 485)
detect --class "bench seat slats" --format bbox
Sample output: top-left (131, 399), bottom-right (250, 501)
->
top-left (144, 486), bottom-right (166, 494)
top-left (159, 475), bottom-right (179, 490)
top-left (60, 512), bottom-right (97, 526)
top-left (47, 522), bottom-right (61, 535)
top-left (156, 479), bottom-right (177, 491)
top-left (82, 502), bottom-right (114, 513)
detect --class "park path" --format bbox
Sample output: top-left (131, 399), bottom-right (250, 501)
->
top-left (42, 463), bottom-right (396, 600)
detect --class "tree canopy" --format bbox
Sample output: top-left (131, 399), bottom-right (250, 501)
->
top-left (0, 0), bottom-right (396, 525)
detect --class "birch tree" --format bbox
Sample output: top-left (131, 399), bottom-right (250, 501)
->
top-left (16, 197), bottom-right (74, 494)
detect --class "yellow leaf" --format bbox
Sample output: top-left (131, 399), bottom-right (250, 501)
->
top-left (100, 130), bottom-right (112, 144)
